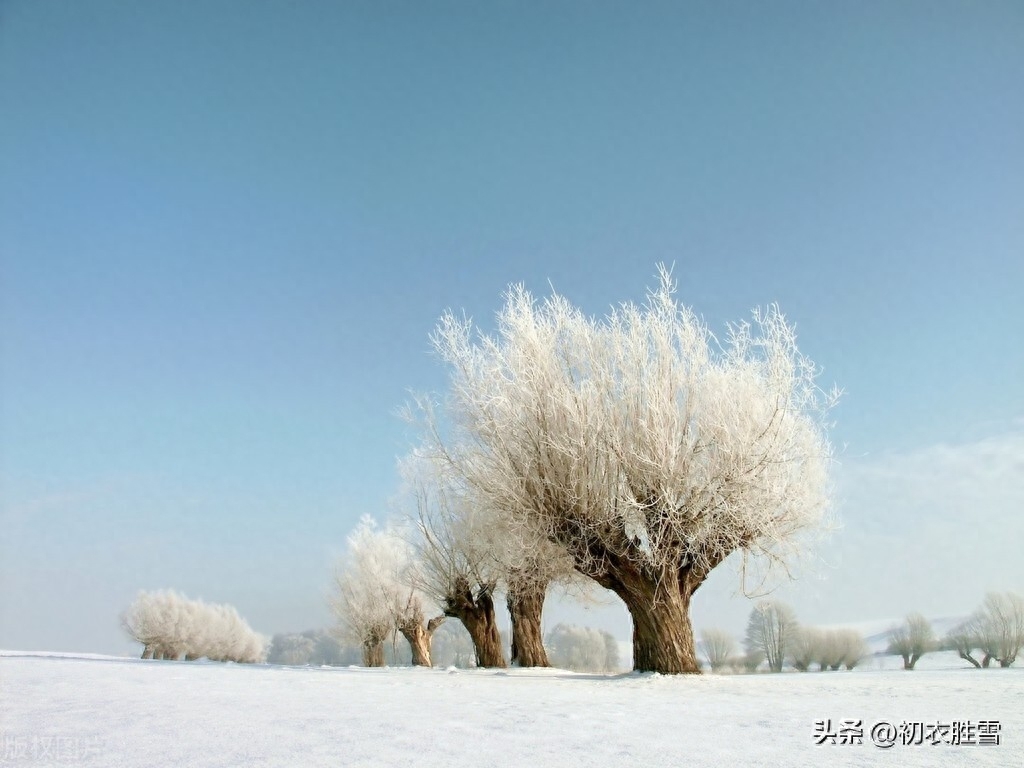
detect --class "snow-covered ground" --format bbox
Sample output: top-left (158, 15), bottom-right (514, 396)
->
top-left (2, 651), bottom-right (1019, 767)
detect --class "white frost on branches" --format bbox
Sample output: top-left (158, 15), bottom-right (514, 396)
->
top-left (121, 590), bottom-right (266, 663)
top-left (422, 264), bottom-right (838, 592)
top-left (330, 515), bottom-right (439, 666)
top-left (947, 591), bottom-right (1024, 668)
top-left (744, 600), bottom-right (798, 673)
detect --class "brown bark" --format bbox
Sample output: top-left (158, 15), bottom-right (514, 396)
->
top-left (399, 615), bottom-right (446, 667)
top-left (957, 649), bottom-right (982, 668)
top-left (507, 579), bottom-right (550, 667)
top-left (444, 577), bottom-right (507, 668)
top-left (903, 652), bottom-right (924, 670)
top-left (362, 639), bottom-right (385, 667)
top-left (595, 561), bottom-right (702, 674)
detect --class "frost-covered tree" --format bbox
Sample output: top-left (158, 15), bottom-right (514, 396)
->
top-left (400, 454), bottom-right (580, 668)
top-left (330, 517), bottom-right (405, 666)
top-left (395, 592), bottom-right (447, 668)
top-left (977, 591), bottom-right (1024, 668)
top-left (821, 628), bottom-right (868, 671)
top-left (121, 590), bottom-right (266, 663)
top-left (788, 626), bottom-right (821, 672)
top-left (545, 624), bottom-right (620, 673)
top-left (268, 630), bottom-right (360, 666)
top-left (781, 626), bottom-right (865, 672)
top-left (887, 613), bottom-right (935, 670)
top-left (308, 630), bottom-right (354, 666)
top-left (268, 633), bottom-right (317, 666)
top-left (419, 267), bottom-right (837, 673)
top-left (745, 601), bottom-right (798, 673)
top-left (946, 619), bottom-right (985, 669)
top-left (949, 592), bottom-right (1024, 668)
top-left (699, 628), bottom-right (736, 672)
top-left (330, 516), bottom-right (446, 667)
top-left (122, 590), bottom-right (177, 660)
top-left (408, 467), bottom-right (507, 668)
top-left (741, 648), bottom-right (765, 673)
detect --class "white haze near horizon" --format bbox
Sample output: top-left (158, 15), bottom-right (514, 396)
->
top-left (1, 424), bottom-right (1022, 658)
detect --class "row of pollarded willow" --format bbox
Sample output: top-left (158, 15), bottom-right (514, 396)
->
top-left (330, 516), bottom-right (449, 668)
top-left (414, 266), bottom-right (838, 675)
top-left (122, 589), bottom-right (265, 663)
top-left (403, 456), bottom-right (586, 669)
top-left (329, 505), bottom-right (569, 670)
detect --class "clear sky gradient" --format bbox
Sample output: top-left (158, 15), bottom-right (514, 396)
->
top-left (2, 1), bottom-right (1022, 654)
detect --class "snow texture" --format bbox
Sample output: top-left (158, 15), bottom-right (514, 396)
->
top-left (1, 651), bottom-right (1019, 767)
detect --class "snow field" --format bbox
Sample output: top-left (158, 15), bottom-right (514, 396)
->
top-left (1, 652), bottom-right (1019, 767)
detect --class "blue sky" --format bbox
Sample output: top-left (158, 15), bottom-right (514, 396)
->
top-left (2, 1), bottom-right (1022, 654)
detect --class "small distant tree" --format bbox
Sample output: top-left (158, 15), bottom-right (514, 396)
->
top-left (330, 517), bottom-right (405, 667)
top-left (978, 591), bottom-right (1024, 667)
top-left (950, 592), bottom-right (1024, 668)
top-left (887, 613), bottom-right (935, 670)
top-left (834, 629), bottom-right (868, 670)
top-left (741, 648), bottom-right (765, 673)
top-left (699, 628), bottom-right (736, 672)
top-left (268, 633), bottom-right (316, 666)
top-left (946, 619), bottom-right (985, 669)
top-left (599, 628), bottom-right (620, 672)
top-left (745, 601), bottom-right (798, 673)
top-left (789, 626), bottom-right (821, 672)
top-left (545, 624), bottom-right (620, 673)
top-left (308, 630), bottom-right (354, 666)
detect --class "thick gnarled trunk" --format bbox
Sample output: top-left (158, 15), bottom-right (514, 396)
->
top-left (597, 563), bottom-right (702, 675)
top-left (399, 615), bottom-right (446, 667)
top-left (459, 606), bottom-right (506, 668)
top-left (445, 578), bottom-right (507, 668)
top-left (507, 579), bottom-right (550, 667)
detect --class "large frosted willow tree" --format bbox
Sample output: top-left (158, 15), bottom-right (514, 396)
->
top-left (424, 267), bottom-right (837, 674)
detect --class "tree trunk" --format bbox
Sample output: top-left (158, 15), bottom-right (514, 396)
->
top-left (399, 615), bottom-right (446, 667)
top-left (958, 650), bottom-right (982, 669)
top-left (363, 639), bottom-right (385, 667)
top-left (141, 645), bottom-right (153, 660)
top-left (600, 565), bottom-right (701, 674)
top-left (444, 578), bottom-right (507, 668)
top-left (507, 580), bottom-right (550, 667)
top-left (459, 606), bottom-right (506, 668)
